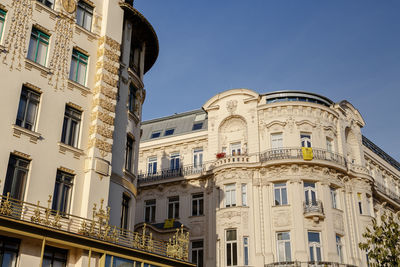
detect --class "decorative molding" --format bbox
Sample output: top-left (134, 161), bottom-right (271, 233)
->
top-left (58, 166), bottom-right (75, 175)
top-left (67, 79), bottom-right (91, 96)
top-left (67, 102), bottom-right (83, 112)
top-left (11, 150), bottom-right (31, 160)
top-left (25, 59), bottom-right (51, 77)
top-left (58, 142), bottom-right (84, 159)
top-left (12, 124), bottom-right (42, 143)
top-left (23, 82), bottom-right (43, 94)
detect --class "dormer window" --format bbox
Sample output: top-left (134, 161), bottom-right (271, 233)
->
top-left (150, 131), bottom-right (161, 139)
top-left (192, 122), bottom-right (203, 131)
top-left (164, 128), bottom-right (175, 136)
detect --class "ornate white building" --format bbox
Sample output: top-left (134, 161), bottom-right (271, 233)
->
top-left (0, 0), bottom-right (192, 266)
top-left (137, 89), bottom-right (400, 267)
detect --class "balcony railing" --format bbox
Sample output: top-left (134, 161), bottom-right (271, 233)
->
top-left (0, 193), bottom-right (189, 262)
top-left (303, 200), bottom-right (324, 220)
top-left (138, 164), bottom-right (206, 184)
top-left (260, 148), bottom-right (346, 168)
top-left (215, 154), bottom-right (250, 166)
top-left (374, 180), bottom-right (400, 205)
top-left (265, 261), bottom-right (356, 267)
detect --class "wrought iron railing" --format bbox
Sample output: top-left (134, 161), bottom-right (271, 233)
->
top-left (265, 261), bottom-right (356, 267)
top-left (374, 180), bottom-right (400, 205)
top-left (0, 193), bottom-right (189, 261)
top-left (138, 164), bottom-right (206, 184)
top-left (259, 147), bottom-right (346, 167)
top-left (303, 200), bottom-right (324, 214)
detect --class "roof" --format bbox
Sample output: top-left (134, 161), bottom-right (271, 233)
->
top-left (362, 135), bottom-right (400, 172)
top-left (141, 109), bottom-right (207, 142)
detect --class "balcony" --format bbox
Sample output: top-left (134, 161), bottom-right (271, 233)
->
top-left (0, 193), bottom-right (190, 262)
top-left (260, 148), bottom-right (346, 168)
top-left (215, 154), bottom-right (250, 166)
top-left (265, 262), bottom-right (356, 267)
top-left (303, 200), bottom-right (325, 221)
top-left (374, 180), bottom-right (400, 205)
top-left (138, 164), bottom-right (206, 184)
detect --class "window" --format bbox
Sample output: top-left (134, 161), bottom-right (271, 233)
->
top-left (144, 199), bottom-right (156, 223)
top-left (241, 184), bottom-right (247, 206)
top-left (193, 148), bottom-right (203, 169)
top-left (61, 105), bottom-right (82, 148)
top-left (69, 49), bottom-right (88, 85)
top-left (52, 170), bottom-right (73, 215)
top-left (330, 187), bottom-right (337, 209)
top-left (125, 135), bottom-right (134, 172)
top-left (274, 183), bottom-right (288, 205)
top-left (164, 128), bottom-right (174, 136)
top-left (42, 246), bottom-right (68, 267)
top-left (27, 27), bottom-right (49, 66)
top-left (357, 193), bottom-right (363, 214)
top-left (225, 184), bottom-right (236, 208)
top-left (129, 41), bottom-right (142, 74)
top-left (150, 131), bottom-right (161, 139)
top-left (168, 196), bottom-right (179, 219)
top-left (0, 9), bottom-right (6, 41)
top-left (16, 86), bottom-right (40, 131)
top-left (326, 137), bottom-right (333, 152)
top-left (120, 194), bottom-right (130, 229)
top-left (304, 182), bottom-right (317, 205)
top-left (277, 232), bottom-right (291, 262)
top-left (192, 122), bottom-right (203, 131)
top-left (3, 155), bottom-right (30, 200)
top-left (37, 0), bottom-right (55, 9)
top-left (230, 142), bottom-right (241, 156)
top-left (170, 153), bottom-right (180, 171)
top-left (0, 235), bottom-right (20, 267)
top-left (191, 240), bottom-right (203, 267)
top-left (243, 237), bottom-right (249, 266)
top-left (76, 1), bottom-right (93, 31)
top-left (128, 84), bottom-right (138, 114)
top-left (226, 230), bottom-right (237, 266)
top-left (147, 157), bottom-right (157, 175)
top-left (192, 193), bottom-right (204, 216)
top-left (301, 133), bottom-right (312, 148)
top-left (271, 133), bottom-right (283, 149)
top-left (366, 196), bottom-right (371, 216)
top-left (336, 235), bottom-right (343, 263)
top-left (308, 232), bottom-right (322, 262)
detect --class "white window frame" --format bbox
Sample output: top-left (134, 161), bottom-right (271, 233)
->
top-left (225, 184), bottom-right (236, 208)
top-left (271, 132), bottom-right (283, 149)
top-left (243, 236), bottom-right (249, 266)
top-left (301, 133), bottom-right (312, 148)
top-left (230, 142), bottom-right (241, 156)
top-left (336, 234), bottom-right (343, 263)
top-left (326, 137), bottom-right (333, 152)
top-left (330, 187), bottom-right (338, 209)
top-left (276, 232), bottom-right (291, 262)
top-left (241, 184), bottom-right (247, 206)
top-left (308, 231), bottom-right (322, 262)
top-left (193, 148), bottom-right (203, 169)
top-left (147, 157), bottom-right (157, 175)
top-left (170, 152), bottom-right (180, 171)
top-left (304, 182), bottom-right (317, 205)
top-left (274, 183), bottom-right (288, 206)
top-left (226, 229), bottom-right (237, 266)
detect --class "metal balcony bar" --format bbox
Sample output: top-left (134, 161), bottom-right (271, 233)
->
top-left (265, 261), bottom-right (356, 267)
top-left (374, 180), bottom-right (400, 205)
top-left (138, 164), bottom-right (206, 184)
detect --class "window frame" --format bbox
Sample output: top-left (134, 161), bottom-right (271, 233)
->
top-left (230, 142), bottom-right (241, 156)
top-left (169, 153), bottom-right (180, 171)
top-left (300, 133), bottom-right (312, 148)
top-left (125, 135), bottom-right (134, 172)
top-left (42, 246), bottom-right (68, 267)
top-left (16, 86), bottom-right (40, 131)
top-left (336, 234), bottom-right (343, 263)
top-left (330, 187), bottom-right (338, 209)
top-left (241, 184), bottom-right (247, 206)
top-left (276, 232), bottom-right (291, 262)
top-left (52, 170), bottom-right (74, 215)
top-left (167, 196), bottom-right (179, 219)
top-left (225, 229), bottom-right (238, 266)
top-left (308, 231), bottom-right (322, 262)
top-left (243, 236), bottom-right (249, 266)
top-left (191, 193), bottom-right (204, 216)
top-left (120, 194), bottom-right (130, 229)
top-left (36, 0), bottom-right (55, 9)
top-left (69, 49), bottom-right (88, 85)
top-left (147, 157), bottom-right (157, 175)
top-left (150, 131), bottom-right (161, 139)
top-left (3, 154), bottom-right (30, 200)
top-left (193, 148), bottom-right (203, 169)
top-left (0, 9), bottom-right (6, 42)
top-left (271, 132), bottom-right (283, 149)
top-left (304, 182), bottom-right (317, 205)
top-left (61, 105), bottom-right (82, 148)
top-left (144, 199), bottom-right (156, 223)
top-left (274, 183), bottom-right (288, 206)
top-left (164, 128), bottom-right (175, 136)
top-left (191, 240), bottom-right (204, 267)
top-left (225, 184), bottom-right (236, 208)
top-left (76, 0), bottom-right (93, 31)
top-left (192, 122), bottom-right (203, 131)
top-left (27, 27), bottom-right (50, 66)
top-left (0, 235), bottom-right (20, 267)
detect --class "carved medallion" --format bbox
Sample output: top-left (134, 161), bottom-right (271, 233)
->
top-left (63, 0), bottom-right (76, 13)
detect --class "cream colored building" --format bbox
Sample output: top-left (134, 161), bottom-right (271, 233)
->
top-left (0, 0), bottom-right (192, 266)
top-left (137, 89), bottom-right (400, 267)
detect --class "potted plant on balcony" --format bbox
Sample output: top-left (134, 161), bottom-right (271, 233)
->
top-left (216, 152), bottom-right (226, 159)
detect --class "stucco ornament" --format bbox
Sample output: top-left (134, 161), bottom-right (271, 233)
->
top-left (226, 100), bottom-right (237, 114)
top-left (62, 0), bottom-right (76, 13)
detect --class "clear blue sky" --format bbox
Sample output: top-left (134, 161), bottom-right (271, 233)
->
top-left (135, 0), bottom-right (400, 161)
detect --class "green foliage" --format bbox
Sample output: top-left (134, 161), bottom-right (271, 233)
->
top-left (359, 211), bottom-right (400, 267)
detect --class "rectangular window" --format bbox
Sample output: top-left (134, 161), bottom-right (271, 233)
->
top-left (192, 193), bottom-right (204, 216)
top-left (225, 184), bottom-right (236, 208)
top-left (168, 196), bottom-right (179, 219)
top-left (301, 133), bottom-right (312, 148)
top-left (243, 236), bottom-right (249, 266)
top-left (150, 131), bottom-right (161, 139)
top-left (164, 128), bottom-right (175, 136)
top-left (0, 235), bottom-right (20, 267)
top-left (326, 137), bottom-right (333, 152)
top-left (76, 1), bottom-right (93, 31)
top-left (230, 142), bottom-right (241, 156)
top-left (192, 122), bottom-right (203, 131)
top-left (357, 193), bottom-right (363, 214)
top-left (277, 232), bottom-right (291, 262)
top-left (271, 133), bottom-right (283, 149)
top-left (3, 155), bottom-right (30, 200)
top-left (129, 40), bottom-right (142, 74)
top-left (61, 105), bottom-right (82, 148)
top-left (274, 183), bottom-right (288, 205)
top-left (120, 194), bottom-right (130, 229)
top-left (144, 199), bottom-right (156, 223)
top-left (0, 9), bottom-right (6, 41)
top-left (42, 246), bottom-right (68, 267)
top-left (191, 240), bottom-right (203, 267)
top-left (226, 230), bottom-right (237, 266)
top-left (170, 153), bottom-right (180, 171)
top-left (16, 86), bottom-right (40, 131)
top-left (193, 148), bottom-right (203, 169)
top-left (147, 157), bottom-right (157, 175)
top-left (308, 231), bottom-right (322, 262)
top-left (125, 135), bottom-right (134, 172)
top-left (27, 27), bottom-right (49, 66)
top-left (37, 0), bottom-right (55, 9)
top-left (69, 49), bottom-right (88, 85)
top-left (304, 182), bottom-right (317, 205)
top-left (336, 235), bottom-right (343, 263)
top-left (241, 184), bottom-right (247, 206)
top-left (128, 84), bottom-right (137, 114)
top-left (330, 187), bottom-right (337, 209)
top-left (52, 170), bottom-right (73, 215)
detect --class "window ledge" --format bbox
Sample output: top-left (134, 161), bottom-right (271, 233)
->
top-left (34, 1), bottom-right (58, 18)
top-left (12, 124), bottom-right (42, 143)
top-left (128, 110), bottom-right (140, 124)
top-left (189, 214), bottom-right (205, 219)
top-left (75, 24), bottom-right (98, 42)
top-left (123, 168), bottom-right (136, 181)
top-left (67, 79), bottom-right (91, 96)
top-left (58, 142), bottom-right (84, 159)
top-left (272, 204), bottom-right (290, 208)
top-left (25, 58), bottom-right (51, 77)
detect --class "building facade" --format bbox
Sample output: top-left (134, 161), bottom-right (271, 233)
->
top-left (0, 0), bottom-right (192, 266)
top-left (137, 89), bottom-right (400, 267)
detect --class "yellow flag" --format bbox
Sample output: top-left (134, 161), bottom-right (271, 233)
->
top-left (164, 218), bottom-right (175, 229)
top-left (302, 147), bottom-right (313, 160)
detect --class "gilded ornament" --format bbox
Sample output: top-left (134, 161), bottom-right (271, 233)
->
top-left (62, 0), bottom-right (76, 13)
top-left (0, 193), bottom-right (13, 216)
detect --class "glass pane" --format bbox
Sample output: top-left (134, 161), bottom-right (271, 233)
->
top-left (53, 260), bottom-right (66, 267)
top-left (309, 247), bottom-right (314, 261)
top-left (285, 242), bottom-right (291, 261)
top-left (27, 36), bottom-right (37, 61)
top-left (316, 247), bottom-right (321, 261)
top-left (42, 258), bottom-right (52, 267)
top-left (69, 120), bottom-right (77, 146)
top-left (275, 189), bottom-right (280, 205)
top-left (69, 58), bottom-right (77, 80)
top-left (308, 232), bottom-right (320, 243)
top-left (192, 251), bottom-right (197, 264)
top-left (2, 251), bottom-right (17, 267)
top-left (192, 200), bottom-right (197, 216)
top-left (61, 117), bottom-right (68, 143)
top-left (14, 169), bottom-right (27, 199)
top-left (278, 242), bottom-right (285, 262)
top-left (232, 243), bottom-right (237, 265)
top-left (77, 62), bottom-right (86, 85)
top-left (199, 199), bottom-right (203, 215)
top-left (84, 13), bottom-right (92, 31)
top-left (16, 97), bottom-right (27, 126)
top-left (26, 101), bottom-right (38, 128)
top-left (282, 188), bottom-right (287, 204)
top-left (76, 8), bottom-right (84, 26)
top-left (168, 203), bottom-right (173, 218)
top-left (36, 41), bottom-right (48, 65)
top-left (226, 243), bottom-right (231, 266)
top-left (311, 191), bottom-right (316, 204)
top-left (198, 250), bottom-right (203, 267)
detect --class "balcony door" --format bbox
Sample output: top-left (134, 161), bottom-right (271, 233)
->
top-left (230, 142), bottom-right (241, 156)
top-left (304, 182), bottom-right (317, 205)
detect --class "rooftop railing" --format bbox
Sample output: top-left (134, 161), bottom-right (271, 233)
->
top-left (0, 193), bottom-right (189, 262)
top-left (265, 261), bottom-right (357, 267)
top-left (374, 180), bottom-right (400, 205)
